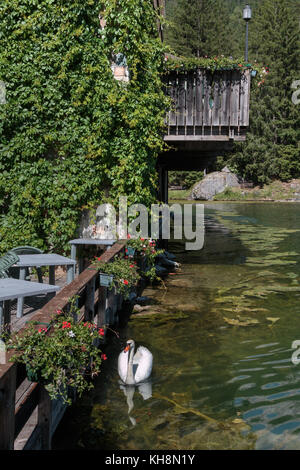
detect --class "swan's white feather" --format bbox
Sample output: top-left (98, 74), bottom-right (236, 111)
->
top-left (133, 346), bottom-right (153, 384)
top-left (118, 349), bottom-right (129, 384)
top-left (118, 343), bottom-right (153, 384)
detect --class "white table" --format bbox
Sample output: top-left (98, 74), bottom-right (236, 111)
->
top-left (69, 239), bottom-right (117, 277)
top-left (0, 278), bottom-right (60, 329)
top-left (13, 254), bottom-right (76, 318)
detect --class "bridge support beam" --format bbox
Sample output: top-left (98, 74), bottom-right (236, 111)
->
top-left (158, 166), bottom-right (168, 204)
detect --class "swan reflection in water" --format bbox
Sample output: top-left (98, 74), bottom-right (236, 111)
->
top-left (119, 380), bottom-right (152, 426)
top-left (118, 339), bottom-right (153, 426)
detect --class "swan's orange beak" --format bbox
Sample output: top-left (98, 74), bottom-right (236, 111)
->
top-left (124, 344), bottom-right (130, 353)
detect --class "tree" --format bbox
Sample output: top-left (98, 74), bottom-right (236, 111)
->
top-left (225, 0), bottom-right (300, 183)
top-left (168, 171), bottom-right (203, 189)
top-left (165, 0), bottom-right (233, 58)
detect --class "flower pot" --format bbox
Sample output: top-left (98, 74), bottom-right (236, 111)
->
top-left (99, 273), bottom-right (114, 288)
top-left (126, 246), bottom-right (136, 257)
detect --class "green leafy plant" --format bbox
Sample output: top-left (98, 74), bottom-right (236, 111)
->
top-left (164, 54), bottom-right (263, 76)
top-left (92, 255), bottom-right (140, 298)
top-left (7, 304), bottom-right (107, 405)
top-left (0, 0), bottom-right (170, 254)
top-left (127, 237), bottom-right (164, 282)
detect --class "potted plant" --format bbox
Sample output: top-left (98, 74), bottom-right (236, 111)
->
top-left (92, 255), bottom-right (140, 299)
top-left (126, 237), bottom-right (164, 282)
top-left (99, 272), bottom-right (114, 288)
top-left (7, 304), bottom-right (107, 405)
top-left (125, 246), bottom-right (136, 258)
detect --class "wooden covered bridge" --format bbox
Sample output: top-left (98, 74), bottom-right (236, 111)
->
top-left (158, 68), bottom-right (251, 201)
top-left (153, 0), bottom-right (252, 202)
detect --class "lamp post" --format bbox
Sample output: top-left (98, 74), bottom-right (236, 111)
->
top-left (243, 4), bottom-right (252, 62)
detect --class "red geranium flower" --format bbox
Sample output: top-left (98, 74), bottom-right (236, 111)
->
top-left (101, 354), bottom-right (108, 361)
top-left (123, 279), bottom-right (129, 285)
top-left (99, 328), bottom-right (105, 336)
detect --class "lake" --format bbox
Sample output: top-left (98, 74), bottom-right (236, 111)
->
top-left (53, 202), bottom-right (300, 450)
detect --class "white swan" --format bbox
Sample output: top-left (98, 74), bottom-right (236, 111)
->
top-left (118, 339), bottom-right (153, 385)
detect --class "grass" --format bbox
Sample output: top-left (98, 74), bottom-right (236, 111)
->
top-left (169, 189), bottom-right (191, 201)
top-left (209, 181), bottom-right (299, 202)
top-left (169, 180), bottom-right (300, 202)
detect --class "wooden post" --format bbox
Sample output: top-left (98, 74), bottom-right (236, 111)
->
top-left (70, 244), bottom-right (77, 280)
top-left (0, 365), bottom-right (17, 450)
top-left (38, 385), bottom-right (52, 450)
top-left (158, 166), bottom-right (168, 204)
top-left (17, 267), bottom-right (26, 319)
top-left (3, 300), bottom-right (11, 335)
top-left (49, 266), bottom-right (55, 286)
top-left (97, 286), bottom-right (106, 328)
top-left (84, 277), bottom-right (96, 322)
top-left (163, 169), bottom-right (168, 204)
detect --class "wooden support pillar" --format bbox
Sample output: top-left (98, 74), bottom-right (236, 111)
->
top-left (0, 365), bottom-right (17, 450)
top-left (38, 385), bottom-right (52, 450)
top-left (163, 169), bottom-right (168, 204)
top-left (96, 286), bottom-right (106, 328)
top-left (84, 277), bottom-right (96, 322)
top-left (158, 166), bottom-right (168, 204)
top-left (157, 166), bottom-right (169, 250)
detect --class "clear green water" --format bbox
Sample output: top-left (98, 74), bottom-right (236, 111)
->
top-left (53, 202), bottom-right (300, 450)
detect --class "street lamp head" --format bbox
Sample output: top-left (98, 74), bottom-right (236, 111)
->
top-left (243, 4), bottom-right (252, 21)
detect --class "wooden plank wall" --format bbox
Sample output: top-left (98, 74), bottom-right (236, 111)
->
top-left (165, 69), bottom-right (251, 140)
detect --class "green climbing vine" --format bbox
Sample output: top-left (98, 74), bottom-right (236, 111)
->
top-left (0, 0), bottom-right (170, 254)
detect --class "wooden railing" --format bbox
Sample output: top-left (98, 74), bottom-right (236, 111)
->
top-left (0, 241), bottom-right (126, 450)
top-left (164, 69), bottom-right (251, 142)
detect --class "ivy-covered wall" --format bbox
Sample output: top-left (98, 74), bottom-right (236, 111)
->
top-left (0, 0), bottom-right (169, 254)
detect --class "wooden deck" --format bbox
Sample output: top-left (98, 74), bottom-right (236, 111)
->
top-left (164, 69), bottom-right (250, 143)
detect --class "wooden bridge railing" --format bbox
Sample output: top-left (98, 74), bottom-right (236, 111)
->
top-left (164, 68), bottom-right (251, 142)
top-left (0, 241), bottom-right (126, 450)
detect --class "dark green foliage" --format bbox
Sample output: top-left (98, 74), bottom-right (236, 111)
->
top-left (169, 171), bottom-right (203, 189)
top-left (165, 0), bottom-right (260, 59)
top-left (0, 0), bottom-right (169, 253)
top-left (225, 0), bottom-right (300, 183)
top-left (165, 0), bottom-right (235, 58)
top-left (165, 0), bottom-right (300, 184)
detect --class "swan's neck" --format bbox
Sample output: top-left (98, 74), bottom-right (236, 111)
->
top-left (126, 343), bottom-right (135, 384)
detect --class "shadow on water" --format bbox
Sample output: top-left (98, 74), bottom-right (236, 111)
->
top-left (53, 203), bottom-right (300, 450)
